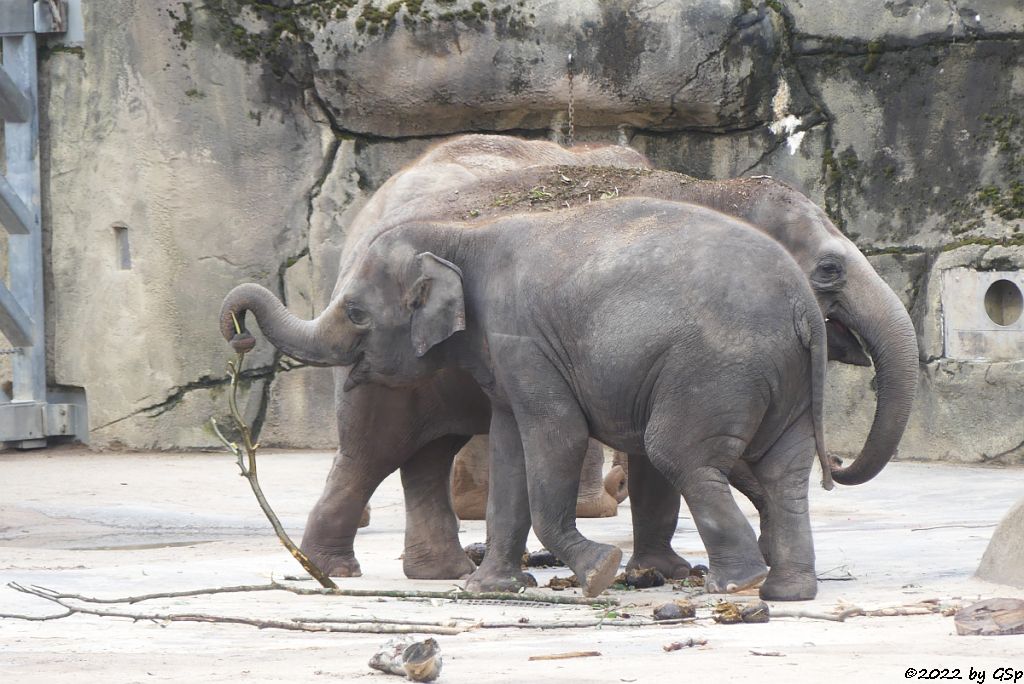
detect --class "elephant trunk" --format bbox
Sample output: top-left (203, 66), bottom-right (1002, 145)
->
top-left (829, 262), bottom-right (919, 485)
top-left (219, 283), bottom-right (348, 367)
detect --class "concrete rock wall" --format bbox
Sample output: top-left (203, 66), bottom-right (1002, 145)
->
top-left (27, 0), bottom-right (1024, 464)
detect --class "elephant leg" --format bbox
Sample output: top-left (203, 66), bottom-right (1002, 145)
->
top-left (301, 371), bottom-right (487, 579)
top-left (464, 408), bottom-right (537, 593)
top-left (729, 461), bottom-right (772, 565)
top-left (645, 403), bottom-right (767, 594)
top-left (300, 449), bottom-right (394, 577)
top-left (575, 441), bottom-right (619, 518)
top-left (400, 434), bottom-right (476, 579)
top-left (458, 438), bottom-right (617, 520)
top-left (748, 412), bottom-right (818, 601)
top-left (450, 436), bottom-right (491, 521)
top-left (624, 453), bottom-right (691, 579)
top-left (514, 400), bottom-right (621, 598)
top-left (604, 450), bottom-right (629, 504)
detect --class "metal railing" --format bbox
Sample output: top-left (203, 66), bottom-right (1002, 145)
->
top-left (1, 0), bottom-right (86, 448)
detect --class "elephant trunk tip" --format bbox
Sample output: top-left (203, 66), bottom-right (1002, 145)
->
top-left (230, 332), bottom-right (257, 354)
top-left (827, 450), bottom-right (892, 489)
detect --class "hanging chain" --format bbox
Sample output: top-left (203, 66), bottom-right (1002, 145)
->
top-left (0, 348), bottom-right (22, 355)
top-left (565, 52), bottom-right (575, 148)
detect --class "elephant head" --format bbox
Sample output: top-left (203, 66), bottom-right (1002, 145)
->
top-left (220, 235), bottom-right (465, 391)
top-left (738, 182), bottom-right (919, 486)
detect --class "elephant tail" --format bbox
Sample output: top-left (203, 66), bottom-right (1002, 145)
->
top-left (797, 298), bottom-right (834, 491)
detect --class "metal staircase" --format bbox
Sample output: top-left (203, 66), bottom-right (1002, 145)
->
top-left (1, 0), bottom-right (86, 448)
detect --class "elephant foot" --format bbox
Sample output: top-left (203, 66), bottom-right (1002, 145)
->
top-left (302, 546), bottom-right (363, 578)
top-left (604, 465), bottom-right (628, 504)
top-left (759, 569), bottom-right (817, 601)
top-left (464, 567), bottom-right (538, 593)
top-left (574, 543), bottom-right (623, 598)
top-left (705, 560), bottom-right (768, 594)
top-left (626, 550), bottom-right (692, 580)
top-left (359, 505), bottom-right (371, 528)
top-left (404, 550), bottom-right (477, 580)
top-left (575, 490), bottom-right (618, 518)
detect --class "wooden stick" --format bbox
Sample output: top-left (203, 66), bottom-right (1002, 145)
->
top-left (5, 580), bottom-right (617, 607)
top-left (5, 583), bottom-right (466, 635)
top-left (210, 345), bottom-right (337, 589)
top-left (529, 651), bottom-right (601, 661)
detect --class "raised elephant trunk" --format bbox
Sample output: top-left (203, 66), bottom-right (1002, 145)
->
top-left (219, 283), bottom-right (349, 367)
top-left (829, 261), bottom-right (919, 485)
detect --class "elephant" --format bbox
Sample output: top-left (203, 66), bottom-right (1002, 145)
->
top-left (451, 436), bottom-right (622, 520)
top-left (219, 134), bottom-right (918, 583)
top-left (242, 196), bottom-right (832, 599)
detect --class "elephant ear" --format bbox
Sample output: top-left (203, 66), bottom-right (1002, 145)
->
top-left (826, 319), bottom-right (871, 367)
top-left (408, 252), bottom-right (466, 357)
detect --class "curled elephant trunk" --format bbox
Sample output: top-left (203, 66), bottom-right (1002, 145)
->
top-left (829, 262), bottom-right (919, 485)
top-left (219, 283), bottom-right (349, 367)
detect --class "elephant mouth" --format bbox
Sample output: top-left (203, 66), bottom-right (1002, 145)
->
top-left (342, 352), bottom-right (367, 392)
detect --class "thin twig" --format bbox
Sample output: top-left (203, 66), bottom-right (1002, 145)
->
top-left (297, 616), bottom-right (465, 627)
top-left (0, 609), bottom-right (73, 621)
top-left (910, 523), bottom-right (996, 532)
top-left (771, 603), bottom-right (949, 622)
top-left (211, 342), bottom-right (337, 589)
top-left (5, 581), bottom-right (617, 608)
top-left (480, 617), bottom-right (695, 629)
top-left (6, 583), bottom-right (466, 635)
top-left (770, 607), bottom-right (864, 622)
top-left (278, 584), bottom-right (617, 606)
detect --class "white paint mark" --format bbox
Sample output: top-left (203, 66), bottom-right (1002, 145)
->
top-left (786, 130), bottom-right (807, 155)
top-left (768, 80), bottom-right (805, 155)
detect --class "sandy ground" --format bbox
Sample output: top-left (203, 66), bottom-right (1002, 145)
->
top-left (1, 446), bottom-right (1022, 683)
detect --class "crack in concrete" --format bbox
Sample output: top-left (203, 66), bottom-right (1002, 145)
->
top-left (792, 31), bottom-right (1023, 56)
top-left (658, 9), bottom-right (753, 130)
top-left (90, 365), bottom-right (281, 433)
top-left (245, 97), bottom-right (345, 442)
top-left (759, 2), bottom-right (844, 228)
top-left (985, 434), bottom-right (1024, 463)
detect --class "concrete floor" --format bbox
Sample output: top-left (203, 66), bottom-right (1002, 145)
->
top-left (1, 447), bottom-right (1022, 682)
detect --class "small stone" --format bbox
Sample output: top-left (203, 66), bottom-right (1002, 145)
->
top-left (653, 600), bottom-right (697, 621)
top-left (463, 542), bottom-right (486, 566)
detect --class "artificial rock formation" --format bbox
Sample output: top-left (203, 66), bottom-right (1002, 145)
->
top-left (21, 0), bottom-right (1023, 465)
top-left (977, 497), bottom-right (1024, 588)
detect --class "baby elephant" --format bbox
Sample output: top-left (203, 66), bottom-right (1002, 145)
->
top-left (266, 197), bottom-right (831, 600)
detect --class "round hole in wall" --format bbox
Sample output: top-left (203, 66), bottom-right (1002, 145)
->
top-left (984, 278), bottom-right (1023, 326)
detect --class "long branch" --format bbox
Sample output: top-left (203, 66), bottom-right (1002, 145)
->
top-left (4, 583), bottom-right (466, 635)
top-left (6, 581), bottom-right (617, 607)
top-left (211, 346), bottom-right (337, 589)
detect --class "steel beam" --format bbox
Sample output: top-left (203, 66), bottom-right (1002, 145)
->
top-left (0, 64), bottom-right (30, 122)
top-left (0, 402), bottom-right (80, 443)
top-left (0, 173), bottom-right (33, 234)
top-left (0, 1), bottom-right (34, 36)
top-left (0, 4), bottom-right (88, 448)
top-left (3, 33), bottom-right (45, 406)
top-left (0, 281), bottom-right (33, 346)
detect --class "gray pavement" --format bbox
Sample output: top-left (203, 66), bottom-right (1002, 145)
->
top-left (1, 447), bottom-right (1022, 682)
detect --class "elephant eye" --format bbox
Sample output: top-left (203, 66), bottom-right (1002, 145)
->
top-left (347, 306), bottom-right (370, 326)
top-left (816, 257), bottom-right (844, 279)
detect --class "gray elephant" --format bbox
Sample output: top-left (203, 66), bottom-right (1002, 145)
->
top-left (268, 196), bottom-right (831, 600)
top-left (219, 135), bottom-right (917, 583)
